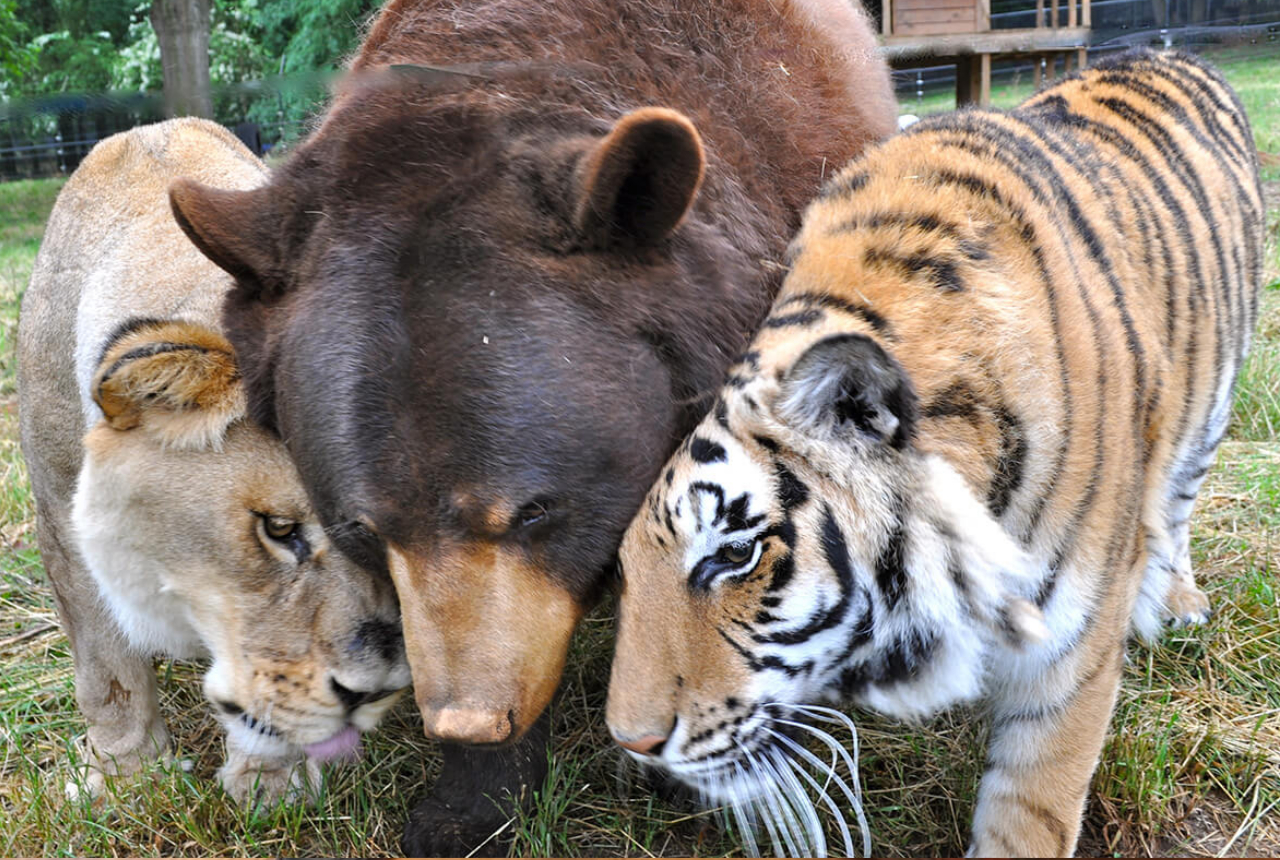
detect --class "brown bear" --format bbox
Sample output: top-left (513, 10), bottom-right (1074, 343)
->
top-left (168, 0), bottom-right (897, 853)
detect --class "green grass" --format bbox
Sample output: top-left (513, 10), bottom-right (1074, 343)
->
top-left (0, 178), bottom-right (63, 397)
top-left (1, 46), bottom-right (1278, 858)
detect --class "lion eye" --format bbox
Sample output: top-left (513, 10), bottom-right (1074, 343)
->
top-left (264, 516), bottom-right (299, 541)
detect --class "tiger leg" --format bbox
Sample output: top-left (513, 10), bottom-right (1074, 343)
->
top-left (1133, 439), bottom-right (1217, 636)
top-left (970, 637), bottom-right (1126, 857)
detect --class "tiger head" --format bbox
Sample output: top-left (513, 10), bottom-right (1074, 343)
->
top-left (606, 328), bottom-right (1048, 797)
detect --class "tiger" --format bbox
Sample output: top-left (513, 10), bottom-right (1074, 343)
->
top-left (605, 49), bottom-right (1262, 857)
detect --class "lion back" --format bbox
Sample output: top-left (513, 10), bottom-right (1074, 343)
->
top-left (19, 118), bottom-right (268, 511)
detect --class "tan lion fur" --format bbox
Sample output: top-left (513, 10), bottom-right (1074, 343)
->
top-left (18, 118), bottom-right (410, 804)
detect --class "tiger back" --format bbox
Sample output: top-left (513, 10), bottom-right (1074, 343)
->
top-left (606, 49), bottom-right (1262, 857)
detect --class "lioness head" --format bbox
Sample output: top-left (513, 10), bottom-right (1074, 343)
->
top-left (72, 319), bottom-right (411, 759)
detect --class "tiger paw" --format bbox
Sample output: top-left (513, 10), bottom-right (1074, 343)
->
top-left (1164, 580), bottom-right (1212, 628)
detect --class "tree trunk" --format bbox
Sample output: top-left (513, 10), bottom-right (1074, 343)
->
top-left (151, 0), bottom-right (213, 119)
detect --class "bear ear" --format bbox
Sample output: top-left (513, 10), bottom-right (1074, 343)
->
top-left (169, 178), bottom-right (283, 291)
top-left (776, 333), bottom-right (918, 449)
top-left (573, 107), bottom-right (705, 248)
top-left (92, 319), bottom-right (247, 450)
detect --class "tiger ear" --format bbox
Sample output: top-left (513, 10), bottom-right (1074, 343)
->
top-left (573, 107), bottom-right (705, 248)
top-left (776, 333), bottom-right (918, 449)
top-left (92, 319), bottom-right (247, 451)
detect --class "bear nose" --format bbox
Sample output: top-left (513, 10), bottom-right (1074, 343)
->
top-left (330, 677), bottom-right (387, 711)
top-left (613, 732), bottom-right (669, 757)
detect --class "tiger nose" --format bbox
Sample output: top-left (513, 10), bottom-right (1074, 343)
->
top-left (613, 731), bottom-right (669, 756)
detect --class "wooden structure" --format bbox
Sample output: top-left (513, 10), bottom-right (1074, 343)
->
top-left (879, 0), bottom-right (1091, 106)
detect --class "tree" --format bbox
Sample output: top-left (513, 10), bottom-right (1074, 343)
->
top-left (150, 0), bottom-right (212, 117)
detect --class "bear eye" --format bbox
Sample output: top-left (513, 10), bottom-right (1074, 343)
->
top-left (514, 499), bottom-right (553, 529)
top-left (263, 516), bottom-right (299, 541)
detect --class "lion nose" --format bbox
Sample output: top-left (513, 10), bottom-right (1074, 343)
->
top-left (330, 677), bottom-right (388, 711)
top-left (613, 731), bottom-right (669, 757)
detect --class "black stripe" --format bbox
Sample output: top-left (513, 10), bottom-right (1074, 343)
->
top-left (774, 463), bottom-right (809, 512)
top-left (989, 402), bottom-right (1028, 519)
top-left (874, 501), bottom-right (909, 610)
top-left (827, 210), bottom-right (964, 242)
top-left (819, 170), bottom-right (869, 200)
top-left (1051, 108), bottom-right (1208, 480)
top-left (689, 437), bottom-right (726, 464)
top-left (753, 504), bottom-right (854, 645)
top-left (862, 248), bottom-right (965, 292)
top-left (775, 292), bottom-right (893, 337)
top-left (761, 308), bottom-right (824, 329)
top-left (97, 316), bottom-right (171, 369)
top-left (98, 342), bottom-right (213, 394)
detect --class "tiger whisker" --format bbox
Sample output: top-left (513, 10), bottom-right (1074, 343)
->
top-left (760, 742), bottom-right (826, 857)
top-left (773, 737), bottom-right (855, 860)
top-left (741, 740), bottom-right (809, 857)
top-left (768, 728), bottom-right (871, 858)
top-left (727, 760), bottom-right (767, 858)
top-left (742, 757), bottom-right (788, 858)
top-left (764, 730), bottom-right (856, 859)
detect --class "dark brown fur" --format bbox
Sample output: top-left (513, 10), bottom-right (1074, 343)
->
top-left (168, 1), bottom-right (895, 853)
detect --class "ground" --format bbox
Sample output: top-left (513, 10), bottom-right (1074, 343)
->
top-left (1, 46), bottom-right (1277, 858)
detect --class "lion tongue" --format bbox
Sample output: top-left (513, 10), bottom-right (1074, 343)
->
top-left (304, 726), bottom-right (363, 762)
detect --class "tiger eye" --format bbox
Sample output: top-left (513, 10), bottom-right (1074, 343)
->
top-left (720, 541), bottom-right (754, 565)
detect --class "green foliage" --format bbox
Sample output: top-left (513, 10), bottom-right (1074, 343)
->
top-left (0, 0), bottom-right (37, 98)
top-left (245, 0), bottom-right (380, 134)
top-left (258, 0), bottom-right (378, 73)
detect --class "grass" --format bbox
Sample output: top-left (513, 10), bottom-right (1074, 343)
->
top-left (1, 47), bottom-right (1278, 858)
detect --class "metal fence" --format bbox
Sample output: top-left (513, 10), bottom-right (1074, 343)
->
top-left (0, 87), bottom-right (313, 181)
top-left (892, 6), bottom-right (1278, 109)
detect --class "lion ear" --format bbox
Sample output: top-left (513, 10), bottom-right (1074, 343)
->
top-left (92, 319), bottom-right (247, 450)
top-left (573, 107), bottom-right (705, 248)
top-left (169, 178), bottom-right (283, 292)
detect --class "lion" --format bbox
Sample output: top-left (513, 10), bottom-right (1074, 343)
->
top-left (17, 118), bottom-right (411, 804)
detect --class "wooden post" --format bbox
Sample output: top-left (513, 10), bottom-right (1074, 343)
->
top-left (978, 0), bottom-right (991, 31)
top-left (1068, 0), bottom-right (1077, 27)
top-left (1077, 46), bottom-right (1088, 70)
top-left (1036, 0), bottom-right (1045, 26)
top-left (956, 55), bottom-right (990, 107)
top-left (1082, 0), bottom-right (1091, 26)
top-left (1065, 51), bottom-right (1075, 74)
top-left (979, 52), bottom-right (991, 105)
top-left (1034, 54), bottom-right (1043, 88)
top-left (1051, 0), bottom-right (1060, 27)
top-left (882, 0), bottom-right (892, 35)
